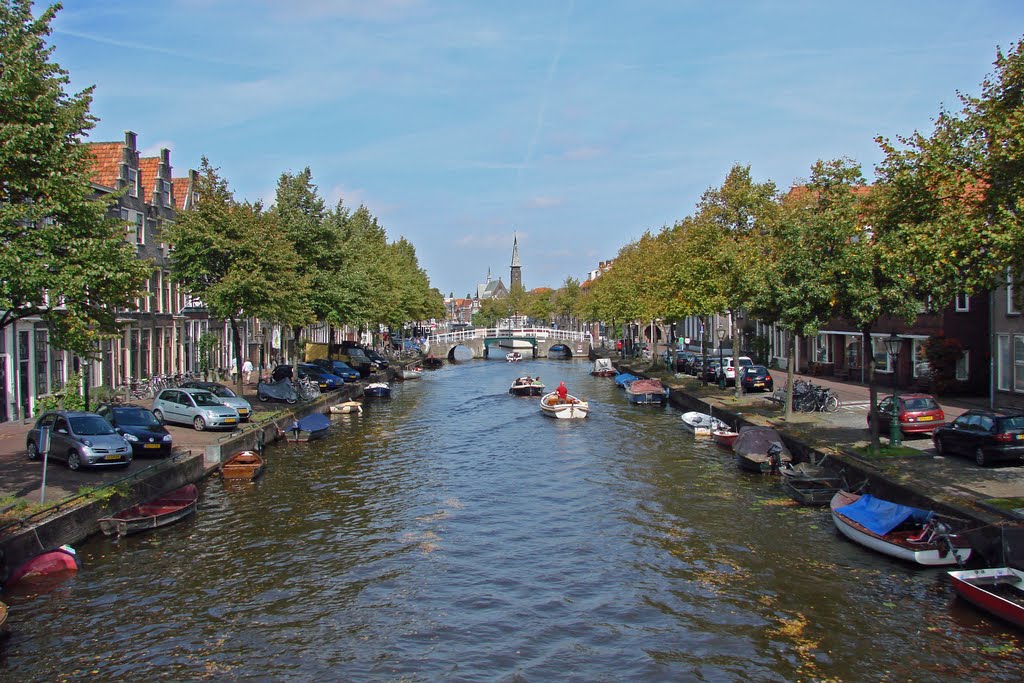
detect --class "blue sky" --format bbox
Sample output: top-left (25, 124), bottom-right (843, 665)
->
top-left (52, 1), bottom-right (1024, 298)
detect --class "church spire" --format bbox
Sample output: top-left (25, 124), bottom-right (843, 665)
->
top-left (510, 232), bottom-right (522, 290)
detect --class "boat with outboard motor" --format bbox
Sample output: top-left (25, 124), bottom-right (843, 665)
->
top-left (733, 426), bottom-right (793, 473)
top-left (591, 358), bottom-right (616, 377)
top-left (680, 411), bottom-right (727, 437)
top-left (509, 376), bottom-right (546, 397)
top-left (625, 378), bottom-right (666, 405)
top-left (506, 352), bottom-right (523, 362)
top-left (540, 391), bottom-right (589, 419)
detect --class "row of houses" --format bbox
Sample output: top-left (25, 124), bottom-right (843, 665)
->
top-left (1, 131), bottom-right (352, 424)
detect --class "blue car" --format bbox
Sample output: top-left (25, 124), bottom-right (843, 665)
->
top-left (297, 363), bottom-right (346, 390)
top-left (309, 358), bottom-right (360, 383)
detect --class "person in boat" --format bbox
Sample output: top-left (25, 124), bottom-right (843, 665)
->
top-left (556, 381), bottom-right (568, 403)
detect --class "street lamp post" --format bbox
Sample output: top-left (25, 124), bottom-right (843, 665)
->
top-left (883, 333), bottom-right (902, 447)
top-left (717, 326), bottom-right (726, 389)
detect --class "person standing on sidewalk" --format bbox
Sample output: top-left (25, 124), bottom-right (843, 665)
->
top-left (242, 358), bottom-right (254, 384)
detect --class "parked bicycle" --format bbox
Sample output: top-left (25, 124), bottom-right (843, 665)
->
top-left (790, 380), bottom-right (841, 412)
top-left (294, 375), bottom-right (321, 401)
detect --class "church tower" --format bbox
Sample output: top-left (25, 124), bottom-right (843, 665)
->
top-left (510, 233), bottom-right (522, 290)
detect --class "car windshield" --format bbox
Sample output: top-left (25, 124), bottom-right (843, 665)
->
top-left (903, 397), bottom-right (938, 411)
top-left (191, 392), bottom-right (223, 407)
top-left (115, 408), bottom-right (162, 427)
top-left (999, 415), bottom-right (1024, 431)
top-left (69, 415), bottom-right (116, 435)
top-left (210, 386), bottom-right (236, 398)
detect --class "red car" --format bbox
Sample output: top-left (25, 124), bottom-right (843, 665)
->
top-left (867, 394), bottom-right (946, 437)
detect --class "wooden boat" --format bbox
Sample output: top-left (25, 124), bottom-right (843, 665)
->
top-left (830, 490), bottom-right (972, 566)
top-left (712, 429), bottom-right (739, 449)
top-left (733, 426), bottom-right (793, 472)
top-left (506, 351), bottom-right (523, 362)
top-left (221, 450), bottom-right (265, 480)
top-left (591, 358), bottom-right (616, 377)
top-left (364, 382), bottom-right (391, 398)
top-left (398, 367), bottom-right (422, 380)
top-left (3, 545), bottom-right (81, 592)
top-left (329, 400), bottom-right (363, 414)
top-left (540, 391), bottom-right (589, 419)
top-left (422, 356), bottom-right (443, 369)
top-left (779, 461), bottom-right (844, 505)
top-left (281, 413), bottom-right (332, 442)
top-left (947, 566), bottom-right (1024, 629)
top-left (98, 484), bottom-right (199, 537)
top-left (680, 411), bottom-right (727, 437)
top-left (625, 379), bottom-right (666, 405)
top-left (509, 376), bottom-right (545, 397)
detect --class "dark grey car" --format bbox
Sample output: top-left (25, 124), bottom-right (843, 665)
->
top-left (26, 410), bottom-right (132, 470)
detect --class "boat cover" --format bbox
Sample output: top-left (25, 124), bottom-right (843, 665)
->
top-left (593, 358), bottom-right (615, 373)
top-left (733, 426), bottom-right (791, 458)
top-left (295, 413), bottom-right (331, 434)
top-left (836, 494), bottom-right (933, 536)
top-left (614, 373), bottom-right (639, 387)
top-left (627, 379), bottom-right (665, 394)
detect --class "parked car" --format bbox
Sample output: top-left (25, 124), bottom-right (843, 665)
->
top-left (739, 365), bottom-right (774, 392)
top-left (309, 358), bottom-right (360, 382)
top-left (271, 364), bottom-right (294, 381)
top-left (363, 348), bottom-right (390, 370)
top-left (179, 381), bottom-right (253, 421)
top-left (717, 356), bottom-right (755, 387)
top-left (153, 388), bottom-right (240, 431)
top-left (95, 403), bottom-right (173, 458)
top-left (867, 394), bottom-right (945, 438)
top-left (674, 351), bottom-right (696, 373)
top-left (340, 347), bottom-right (379, 377)
top-left (932, 408), bottom-right (1024, 466)
top-left (25, 410), bottom-right (132, 470)
top-left (703, 361), bottom-right (722, 383)
top-left (296, 363), bottom-right (345, 390)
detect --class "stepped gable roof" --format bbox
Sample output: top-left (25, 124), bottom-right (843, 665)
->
top-left (172, 177), bottom-right (190, 210)
top-left (86, 142), bottom-right (123, 188)
top-left (139, 157), bottom-right (160, 201)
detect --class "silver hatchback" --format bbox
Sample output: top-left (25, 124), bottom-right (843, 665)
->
top-left (152, 388), bottom-right (240, 431)
top-left (26, 410), bottom-right (132, 470)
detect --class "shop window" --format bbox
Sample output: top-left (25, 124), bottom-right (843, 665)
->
top-left (872, 336), bottom-right (893, 373)
top-left (998, 334), bottom-right (1012, 391)
top-left (912, 339), bottom-right (931, 378)
top-left (815, 334), bottom-right (831, 363)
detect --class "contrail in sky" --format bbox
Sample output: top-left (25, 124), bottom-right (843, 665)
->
top-left (519, 0), bottom-right (574, 183)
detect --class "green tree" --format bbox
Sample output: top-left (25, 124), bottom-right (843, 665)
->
top-left (163, 158), bottom-right (313, 391)
top-left (0, 0), bottom-right (151, 354)
top-left (554, 277), bottom-right (582, 331)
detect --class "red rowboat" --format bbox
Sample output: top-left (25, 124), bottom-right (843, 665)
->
top-left (98, 484), bottom-right (199, 537)
top-left (947, 566), bottom-right (1024, 629)
top-left (3, 545), bottom-right (81, 592)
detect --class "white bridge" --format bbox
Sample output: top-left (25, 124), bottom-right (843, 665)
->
top-left (426, 326), bottom-right (592, 360)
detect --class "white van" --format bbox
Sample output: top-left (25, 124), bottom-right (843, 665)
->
top-left (718, 356), bottom-right (754, 386)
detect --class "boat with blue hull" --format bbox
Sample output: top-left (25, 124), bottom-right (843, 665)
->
top-left (282, 413), bottom-right (332, 442)
top-left (625, 379), bottom-right (666, 405)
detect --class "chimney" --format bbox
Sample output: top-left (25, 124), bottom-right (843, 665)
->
top-left (124, 130), bottom-right (137, 150)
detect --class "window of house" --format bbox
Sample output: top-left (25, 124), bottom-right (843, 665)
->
top-left (955, 293), bottom-right (970, 312)
top-left (872, 336), bottom-right (893, 373)
top-left (135, 212), bottom-right (144, 245)
top-left (815, 334), bottom-right (831, 363)
top-left (1009, 269), bottom-right (1020, 315)
top-left (163, 271), bottom-right (171, 313)
top-left (956, 351), bottom-right (969, 381)
top-left (127, 167), bottom-right (139, 198)
top-left (34, 330), bottom-right (48, 396)
top-left (1014, 336), bottom-right (1024, 390)
top-left (845, 336), bottom-right (862, 368)
top-left (998, 334), bottom-right (1012, 391)
top-left (912, 339), bottom-right (931, 378)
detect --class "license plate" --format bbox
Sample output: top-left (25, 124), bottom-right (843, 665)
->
top-left (919, 415), bottom-right (934, 421)
top-left (1017, 434), bottom-right (1024, 441)
top-left (224, 417), bottom-right (237, 423)
top-left (144, 443), bottom-right (161, 449)
top-left (753, 382), bottom-right (764, 387)
top-left (105, 454), bottom-right (122, 461)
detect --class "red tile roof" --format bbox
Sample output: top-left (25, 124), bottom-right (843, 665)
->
top-left (138, 157), bottom-right (160, 202)
top-left (86, 142), bottom-right (123, 188)
top-left (172, 177), bottom-right (190, 210)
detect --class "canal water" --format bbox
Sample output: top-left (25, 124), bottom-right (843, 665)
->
top-left (2, 359), bottom-right (1023, 681)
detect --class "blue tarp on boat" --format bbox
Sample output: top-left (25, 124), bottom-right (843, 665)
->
top-left (836, 494), bottom-right (933, 536)
top-left (614, 373), bottom-right (639, 387)
top-left (295, 413), bottom-right (331, 434)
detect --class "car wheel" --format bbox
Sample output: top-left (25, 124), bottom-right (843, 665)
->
top-left (259, 393), bottom-right (269, 402)
top-left (934, 437), bottom-right (944, 456)
top-left (975, 447), bottom-right (988, 467)
top-left (286, 396), bottom-right (297, 404)
top-left (153, 409), bottom-right (165, 424)
top-left (26, 439), bottom-right (40, 461)
top-left (193, 416), bottom-right (206, 431)
top-left (67, 451), bottom-right (82, 471)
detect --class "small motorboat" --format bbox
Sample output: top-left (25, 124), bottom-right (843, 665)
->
top-left (281, 413), bottom-right (332, 442)
top-left (947, 566), bottom-right (1024, 629)
top-left (398, 367), bottom-right (423, 380)
top-left (591, 358), bottom-right (616, 377)
top-left (364, 382), bottom-right (392, 398)
top-left (221, 450), bottom-right (265, 480)
top-left (625, 378), bottom-right (666, 405)
top-left (680, 411), bottom-right (727, 437)
top-left (614, 372), bottom-right (639, 389)
top-left (711, 429), bottom-right (739, 449)
top-left (509, 376), bottom-right (546, 397)
top-left (422, 356), bottom-right (443, 369)
top-left (98, 484), bottom-right (200, 537)
top-left (733, 426), bottom-right (793, 473)
top-left (3, 545), bottom-right (81, 592)
top-left (506, 351), bottom-right (523, 362)
top-left (540, 391), bottom-right (589, 419)
top-left (329, 400), bottom-right (363, 414)
top-left (830, 490), bottom-right (972, 566)
top-left (779, 461), bottom-right (844, 505)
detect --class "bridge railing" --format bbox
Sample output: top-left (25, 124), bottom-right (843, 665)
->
top-left (427, 327), bottom-right (590, 345)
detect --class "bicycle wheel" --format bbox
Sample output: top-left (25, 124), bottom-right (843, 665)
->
top-left (824, 394), bottom-right (840, 412)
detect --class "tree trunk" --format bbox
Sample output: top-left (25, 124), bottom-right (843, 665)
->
top-left (733, 312), bottom-right (743, 400)
top-left (864, 327), bottom-right (880, 454)
top-left (229, 317), bottom-right (244, 396)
